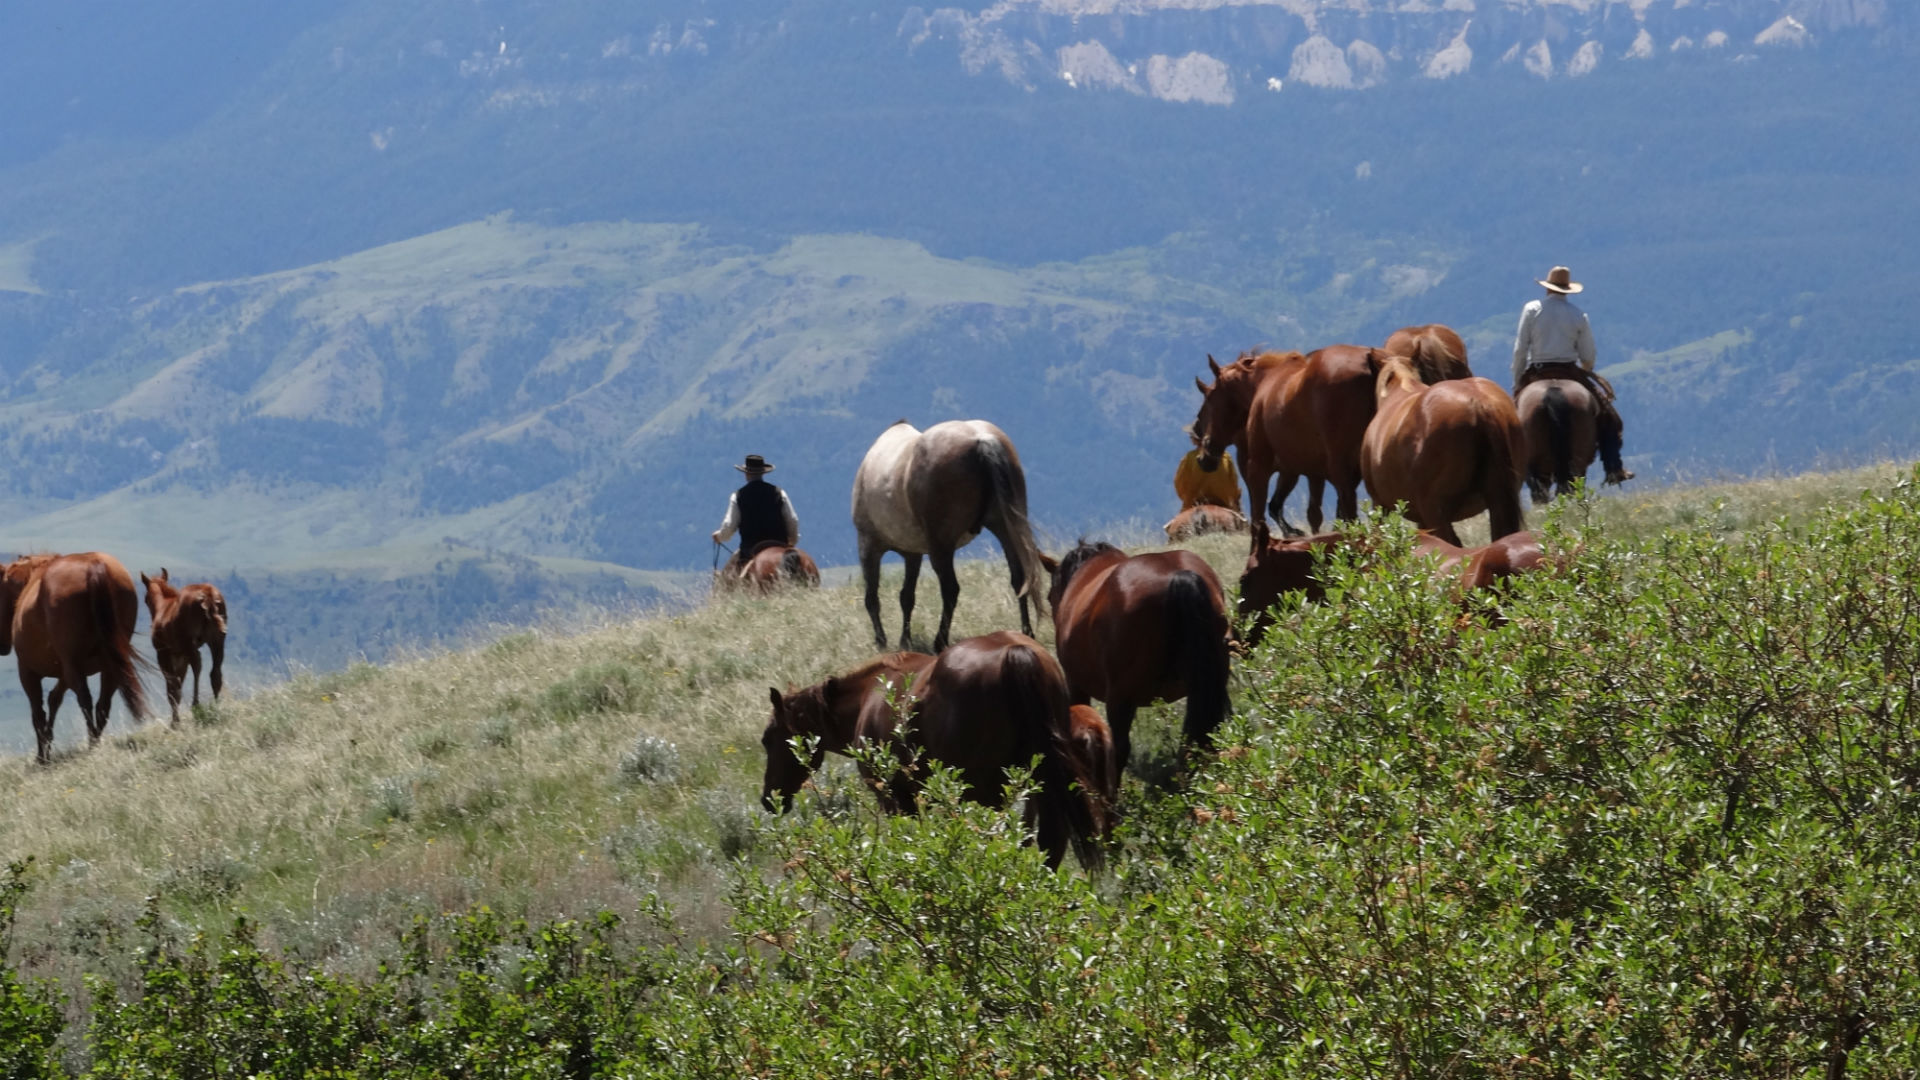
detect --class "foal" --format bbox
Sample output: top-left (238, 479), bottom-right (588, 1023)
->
top-left (140, 569), bottom-right (228, 724)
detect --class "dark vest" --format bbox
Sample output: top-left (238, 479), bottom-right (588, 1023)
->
top-left (735, 480), bottom-right (787, 551)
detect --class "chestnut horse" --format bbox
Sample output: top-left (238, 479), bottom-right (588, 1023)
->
top-left (1163, 504), bottom-right (1247, 543)
top-left (140, 569), bottom-right (228, 725)
top-left (763, 635), bottom-right (1110, 869)
top-left (719, 544), bottom-right (821, 594)
top-left (1383, 324), bottom-right (1473, 383)
top-left (1516, 379), bottom-right (1599, 504)
top-left (761, 650), bottom-right (935, 812)
top-left (1048, 541), bottom-right (1231, 771)
top-left (1, 553), bottom-right (150, 763)
top-left (1360, 355), bottom-right (1526, 546)
top-left (852, 420), bottom-right (1050, 652)
top-left (1190, 343), bottom-right (1473, 544)
top-left (1414, 530), bottom-right (1548, 594)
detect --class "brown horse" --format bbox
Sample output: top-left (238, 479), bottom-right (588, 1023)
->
top-left (1, 553), bottom-right (150, 764)
top-left (718, 543), bottom-right (821, 594)
top-left (1236, 532), bottom-right (1347, 644)
top-left (1383, 324), bottom-right (1473, 383)
top-left (139, 569), bottom-right (228, 725)
top-left (1415, 530), bottom-right (1549, 594)
top-left (1163, 504), bottom-right (1248, 543)
top-left (761, 651), bottom-right (936, 813)
top-left (1047, 541), bottom-right (1231, 772)
top-left (851, 420), bottom-right (1050, 652)
top-left (763, 635), bottom-right (1110, 869)
top-left (1360, 355), bottom-right (1526, 546)
top-left (1516, 378), bottom-right (1600, 504)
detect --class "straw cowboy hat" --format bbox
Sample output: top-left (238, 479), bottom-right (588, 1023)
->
top-left (1537, 266), bottom-right (1584, 295)
top-left (734, 453), bottom-right (775, 475)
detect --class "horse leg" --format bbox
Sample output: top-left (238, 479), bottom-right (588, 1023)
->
top-left (860, 542), bottom-right (888, 651)
top-left (1107, 703), bottom-right (1138, 777)
top-left (70, 678), bottom-right (101, 747)
top-left (20, 672), bottom-right (50, 765)
top-left (162, 655), bottom-right (185, 726)
top-left (897, 553), bottom-right (923, 651)
top-left (1305, 475), bottom-right (1327, 534)
top-left (987, 523), bottom-right (1033, 637)
top-left (1242, 455), bottom-right (1274, 546)
top-left (189, 649), bottom-right (204, 708)
top-left (1333, 468), bottom-right (1363, 524)
top-left (209, 636), bottom-right (225, 700)
top-left (929, 551), bottom-right (962, 653)
top-left (1268, 473), bottom-right (1304, 538)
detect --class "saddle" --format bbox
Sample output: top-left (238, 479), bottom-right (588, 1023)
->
top-left (1517, 361), bottom-right (1615, 402)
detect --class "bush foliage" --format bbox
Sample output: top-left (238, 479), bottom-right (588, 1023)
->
top-left (10, 482), bottom-right (1920, 1075)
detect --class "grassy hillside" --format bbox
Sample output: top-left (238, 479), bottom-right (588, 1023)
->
top-left (3, 466), bottom-right (1920, 1074)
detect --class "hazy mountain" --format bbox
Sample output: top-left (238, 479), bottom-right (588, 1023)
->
top-left (0, 0), bottom-right (1914, 721)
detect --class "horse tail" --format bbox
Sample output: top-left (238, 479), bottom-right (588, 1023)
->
top-left (1474, 394), bottom-right (1526, 541)
top-left (87, 562), bottom-right (151, 721)
top-left (1542, 384), bottom-right (1574, 491)
top-left (975, 434), bottom-right (1050, 617)
top-left (1001, 643), bottom-right (1099, 869)
top-left (1166, 570), bottom-right (1231, 749)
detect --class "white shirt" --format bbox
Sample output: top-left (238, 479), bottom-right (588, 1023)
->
top-left (1512, 293), bottom-right (1597, 385)
top-left (715, 488), bottom-right (800, 544)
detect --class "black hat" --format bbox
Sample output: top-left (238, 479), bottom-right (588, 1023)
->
top-left (734, 454), bottom-right (774, 474)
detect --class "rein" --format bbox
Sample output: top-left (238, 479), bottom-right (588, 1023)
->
top-left (713, 540), bottom-right (735, 573)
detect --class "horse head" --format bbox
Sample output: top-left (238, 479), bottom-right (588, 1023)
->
top-left (1190, 356), bottom-right (1254, 467)
top-left (761, 683), bottom-right (834, 812)
top-left (1371, 350), bottom-right (1427, 402)
top-left (139, 568), bottom-right (179, 619)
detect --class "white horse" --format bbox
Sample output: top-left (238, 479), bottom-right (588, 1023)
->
top-left (851, 419), bottom-right (1050, 651)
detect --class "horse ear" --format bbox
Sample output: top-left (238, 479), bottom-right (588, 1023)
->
top-left (140, 572), bottom-right (151, 587)
top-left (1039, 553), bottom-right (1058, 574)
top-left (1195, 375), bottom-right (1210, 396)
top-left (160, 568), bottom-right (170, 582)
top-left (768, 687), bottom-right (784, 711)
top-left (1207, 354), bottom-right (1222, 378)
top-left (1365, 348), bottom-right (1382, 375)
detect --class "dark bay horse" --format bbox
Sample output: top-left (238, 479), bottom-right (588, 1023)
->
top-left (1, 553), bottom-right (150, 763)
top-left (1047, 541), bottom-right (1231, 771)
top-left (1163, 503), bottom-right (1247, 543)
top-left (140, 569), bottom-right (228, 725)
top-left (1383, 324), bottom-right (1473, 383)
top-left (1360, 355), bottom-right (1526, 546)
top-left (719, 544), bottom-right (821, 594)
top-left (763, 635), bottom-right (1110, 869)
top-left (1516, 378), bottom-right (1600, 504)
top-left (851, 420), bottom-right (1050, 652)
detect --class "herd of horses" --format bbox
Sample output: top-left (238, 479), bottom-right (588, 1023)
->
top-left (2, 552), bottom-right (227, 764)
top-left (756, 323), bottom-right (1585, 867)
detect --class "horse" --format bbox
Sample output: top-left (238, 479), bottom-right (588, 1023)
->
top-left (761, 650), bottom-right (935, 813)
top-left (763, 634), bottom-right (1110, 869)
top-left (1163, 503), bottom-right (1248, 543)
top-left (1047, 540), bottom-right (1231, 772)
top-left (1236, 532), bottom-right (1347, 645)
top-left (1516, 378), bottom-right (1600, 504)
top-left (0, 552), bottom-right (150, 764)
top-left (139, 569), bottom-right (228, 725)
top-left (1382, 324), bottom-right (1473, 384)
top-left (1360, 354), bottom-right (1526, 546)
top-left (851, 419), bottom-right (1050, 652)
top-left (1236, 530), bottom-right (1550, 643)
top-left (719, 543), bottom-right (821, 594)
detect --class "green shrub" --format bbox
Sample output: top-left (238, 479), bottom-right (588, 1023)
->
top-left (540, 661), bottom-right (648, 721)
top-left (0, 862), bottom-right (64, 1079)
top-left (618, 734), bottom-right (680, 785)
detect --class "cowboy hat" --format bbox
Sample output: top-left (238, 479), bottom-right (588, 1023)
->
top-left (734, 454), bottom-right (775, 474)
top-left (1537, 266), bottom-right (1584, 295)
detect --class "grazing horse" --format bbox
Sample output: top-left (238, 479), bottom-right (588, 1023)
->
top-left (1236, 532), bottom-right (1347, 645)
top-left (1414, 530), bottom-right (1548, 594)
top-left (0, 553), bottom-right (150, 764)
top-left (1047, 541), bottom-right (1231, 772)
top-left (1383, 324), bottom-right (1474, 384)
top-left (763, 635), bottom-right (1110, 869)
top-left (1516, 378), bottom-right (1600, 504)
top-left (719, 544), bottom-right (821, 594)
top-left (1360, 355), bottom-right (1526, 546)
top-left (851, 420), bottom-right (1050, 652)
top-left (761, 651), bottom-right (936, 813)
top-left (1164, 503), bottom-right (1248, 543)
top-left (139, 569), bottom-right (228, 725)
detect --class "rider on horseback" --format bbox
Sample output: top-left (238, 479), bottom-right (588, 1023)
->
top-left (1511, 266), bottom-right (1634, 485)
top-left (711, 454), bottom-right (800, 575)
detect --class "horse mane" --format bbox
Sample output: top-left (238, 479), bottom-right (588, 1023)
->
top-left (1049, 539), bottom-right (1123, 594)
top-left (1240, 350), bottom-right (1305, 372)
top-left (1375, 353), bottom-right (1427, 398)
